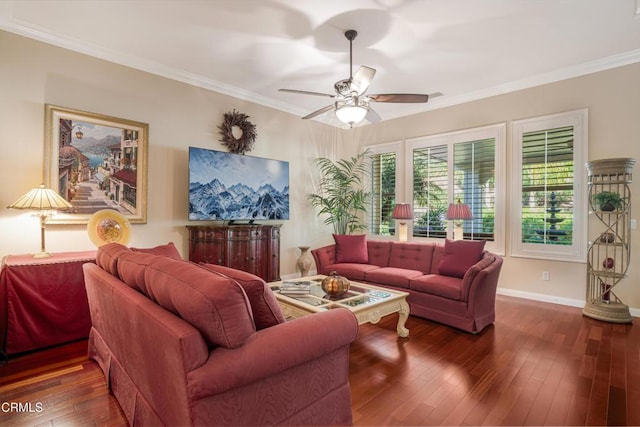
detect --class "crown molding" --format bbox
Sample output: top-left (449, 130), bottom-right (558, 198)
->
top-left (0, 12), bottom-right (309, 117)
top-left (2, 8), bottom-right (639, 124)
top-left (383, 48), bottom-right (640, 121)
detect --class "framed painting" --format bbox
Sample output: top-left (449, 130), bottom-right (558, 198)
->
top-left (44, 104), bottom-right (148, 224)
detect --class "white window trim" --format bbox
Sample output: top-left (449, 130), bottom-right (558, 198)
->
top-left (364, 140), bottom-right (403, 239)
top-left (509, 108), bottom-right (588, 263)
top-left (405, 123), bottom-right (506, 255)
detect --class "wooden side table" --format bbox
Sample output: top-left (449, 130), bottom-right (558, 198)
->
top-left (0, 250), bottom-right (96, 358)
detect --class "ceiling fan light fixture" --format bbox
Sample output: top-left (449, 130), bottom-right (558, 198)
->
top-left (335, 98), bottom-right (368, 126)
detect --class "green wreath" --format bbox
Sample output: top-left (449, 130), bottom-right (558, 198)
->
top-left (217, 109), bottom-right (257, 154)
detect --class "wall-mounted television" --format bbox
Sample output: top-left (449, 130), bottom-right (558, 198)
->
top-left (188, 147), bottom-right (289, 221)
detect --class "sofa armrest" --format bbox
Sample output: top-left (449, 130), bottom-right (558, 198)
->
top-left (187, 308), bottom-right (358, 399)
top-left (464, 254), bottom-right (503, 313)
top-left (311, 244), bottom-right (337, 275)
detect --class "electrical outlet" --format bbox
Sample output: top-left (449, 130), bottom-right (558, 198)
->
top-left (542, 271), bottom-right (550, 281)
top-left (631, 219), bottom-right (637, 230)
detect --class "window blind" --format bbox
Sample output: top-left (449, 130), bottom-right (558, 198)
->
top-left (369, 152), bottom-right (396, 235)
top-left (521, 125), bottom-right (574, 245)
top-left (453, 138), bottom-right (496, 241)
top-left (412, 145), bottom-right (448, 237)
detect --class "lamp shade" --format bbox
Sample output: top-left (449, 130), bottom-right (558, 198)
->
top-left (335, 104), bottom-right (368, 125)
top-left (7, 184), bottom-right (73, 211)
top-left (446, 200), bottom-right (473, 220)
top-left (391, 203), bottom-right (413, 220)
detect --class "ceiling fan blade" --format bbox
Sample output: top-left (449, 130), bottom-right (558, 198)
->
top-left (302, 104), bottom-right (335, 120)
top-left (352, 66), bottom-right (376, 95)
top-left (368, 93), bottom-right (430, 103)
top-left (365, 108), bottom-right (381, 123)
top-left (279, 88), bottom-right (335, 98)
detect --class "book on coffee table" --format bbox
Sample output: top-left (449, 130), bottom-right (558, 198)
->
top-left (280, 280), bottom-right (311, 295)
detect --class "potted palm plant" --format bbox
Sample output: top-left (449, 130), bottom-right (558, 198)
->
top-left (308, 150), bottom-right (370, 235)
top-left (593, 191), bottom-right (623, 211)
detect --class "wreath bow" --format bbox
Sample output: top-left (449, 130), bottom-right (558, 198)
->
top-left (217, 109), bottom-right (257, 154)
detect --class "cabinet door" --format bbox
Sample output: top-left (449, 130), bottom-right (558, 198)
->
top-left (189, 228), bottom-right (225, 265)
top-left (267, 227), bottom-right (281, 281)
top-left (227, 227), bottom-right (258, 274)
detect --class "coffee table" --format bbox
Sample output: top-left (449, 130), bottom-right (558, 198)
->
top-left (269, 275), bottom-right (410, 337)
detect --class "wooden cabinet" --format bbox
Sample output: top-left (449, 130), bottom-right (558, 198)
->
top-left (187, 224), bottom-right (281, 282)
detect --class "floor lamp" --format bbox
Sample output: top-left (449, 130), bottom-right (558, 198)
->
top-left (391, 203), bottom-right (413, 242)
top-left (7, 184), bottom-right (73, 258)
top-left (446, 199), bottom-right (473, 240)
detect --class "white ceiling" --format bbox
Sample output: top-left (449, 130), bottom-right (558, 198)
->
top-left (2, 0), bottom-right (640, 126)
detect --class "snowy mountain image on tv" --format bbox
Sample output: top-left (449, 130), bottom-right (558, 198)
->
top-left (189, 147), bottom-right (290, 221)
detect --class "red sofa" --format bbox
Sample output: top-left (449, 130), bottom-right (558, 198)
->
top-left (312, 238), bottom-right (503, 334)
top-left (84, 243), bottom-right (358, 426)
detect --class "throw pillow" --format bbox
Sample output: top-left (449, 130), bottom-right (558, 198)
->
top-left (438, 239), bottom-right (486, 279)
top-left (333, 234), bottom-right (368, 263)
top-left (199, 263), bottom-right (285, 330)
top-left (131, 242), bottom-right (182, 260)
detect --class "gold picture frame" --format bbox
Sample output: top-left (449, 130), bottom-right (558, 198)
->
top-left (44, 104), bottom-right (148, 224)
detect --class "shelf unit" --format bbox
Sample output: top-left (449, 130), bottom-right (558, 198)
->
top-left (583, 158), bottom-right (635, 323)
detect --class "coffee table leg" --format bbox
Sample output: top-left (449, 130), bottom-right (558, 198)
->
top-left (397, 300), bottom-right (410, 337)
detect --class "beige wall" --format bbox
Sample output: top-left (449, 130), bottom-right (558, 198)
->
top-left (2, 29), bottom-right (639, 313)
top-left (0, 30), bottom-right (342, 275)
top-left (349, 63), bottom-right (640, 311)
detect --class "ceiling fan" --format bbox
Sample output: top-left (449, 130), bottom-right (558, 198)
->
top-left (279, 29), bottom-right (434, 127)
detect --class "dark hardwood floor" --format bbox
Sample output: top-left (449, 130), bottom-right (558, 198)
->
top-left (1, 295), bottom-right (638, 426)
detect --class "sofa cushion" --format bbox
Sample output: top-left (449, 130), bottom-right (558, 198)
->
top-left (199, 263), bottom-right (285, 330)
top-left (131, 242), bottom-right (182, 260)
top-left (387, 242), bottom-right (435, 273)
top-left (367, 241), bottom-right (392, 267)
top-left (96, 243), bottom-right (132, 277)
top-left (117, 251), bottom-right (159, 295)
top-left (364, 267), bottom-right (424, 289)
top-left (144, 257), bottom-right (255, 349)
top-left (438, 239), bottom-right (486, 278)
top-left (409, 274), bottom-right (464, 300)
top-left (323, 263), bottom-right (381, 281)
top-left (333, 234), bottom-right (368, 263)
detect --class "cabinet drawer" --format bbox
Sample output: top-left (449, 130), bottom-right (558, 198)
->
top-left (189, 228), bottom-right (225, 241)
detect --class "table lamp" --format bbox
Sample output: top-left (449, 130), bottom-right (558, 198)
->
top-left (391, 203), bottom-right (413, 242)
top-left (446, 199), bottom-right (473, 240)
top-left (7, 184), bottom-right (73, 258)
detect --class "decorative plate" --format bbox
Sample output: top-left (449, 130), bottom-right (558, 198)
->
top-left (87, 209), bottom-right (131, 247)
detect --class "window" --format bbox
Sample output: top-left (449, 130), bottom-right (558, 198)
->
top-left (406, 124), bottom-right (506, 253)
top-left (453, 138), bottom-right (497, 241)
top-left (510, 109), bottom-right (588, 262)
top-left (411, 144), bottom-right (448, 238)
top-left (365, 142), bottom-right (402, 237)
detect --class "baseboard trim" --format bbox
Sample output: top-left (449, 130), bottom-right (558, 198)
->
top-left (279, 275), bottom-right (640, 318)
top-left (497, 287), bottom-right (640, 318)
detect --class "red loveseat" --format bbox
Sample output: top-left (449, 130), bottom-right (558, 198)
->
top-left (84, 243), bottom-right (358, 426)
top-left (312, 237), bottom-right (503, 334)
